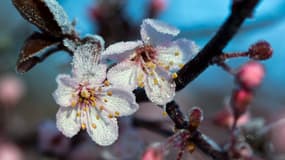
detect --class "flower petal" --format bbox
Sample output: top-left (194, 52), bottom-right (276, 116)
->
top-left (102, 41), bottom-right (143, 62)
top-left (144, 68), bottom-right (176, 105)
top-left (100, 88), bottom-right (139, 116)
top-left (53, 74), bottom-right (76, 107)
top-left (86, 108), bottom-right (119, 146)
top-left (156, 38), bottom-right (199, 71)
top-left (87, 64), bottom-right (107, 84)
top-left (140, 19), bottom-right (180, 45)
top-left (56, 107), bottom-right (81, 137)
top-left (107, 60), bottom-right (141, 91)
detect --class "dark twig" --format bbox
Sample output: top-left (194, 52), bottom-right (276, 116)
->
top-left (175, 0), bottom-right (260, 91)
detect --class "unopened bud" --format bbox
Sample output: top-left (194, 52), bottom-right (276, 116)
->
top-left (236, 61), bottom-right (265, 90)
top-left (248, 41), bottom-right (273, 60)
top-left (189, 107), bottom-right (203, 131)
top-left (231, 89), bottom-right (252, 118)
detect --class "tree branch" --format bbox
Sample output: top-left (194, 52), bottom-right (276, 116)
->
top-left (175, 0), bottom-right (260, 91)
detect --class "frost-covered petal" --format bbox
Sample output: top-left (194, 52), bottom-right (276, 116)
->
top-left (144, 68), bottom-right (176, 105)
top-left (100, 88), bottom-right (139, 116)
top-left (156, 38), bottom-right (199, 71)
top-left (102, 41), bottom-right (143, 62)
top-left (86, 108), bottom-right (118, 146)
top-left (107, 60), bottom-right (142, 91)
top-left (53, 74), bottom-right (76, 107)
top-left (56, 107), bottom-right (81, 137)
top-left (140, 19), bottom-right (180, 45)
top-left (72, 37), bottom-right (103, 79)
top-left (87, 64), bottom-right (107, 84)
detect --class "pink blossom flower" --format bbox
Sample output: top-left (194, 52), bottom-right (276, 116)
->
top-left (103, 19), bottom-right (198, 105)
top-left (53, 35), bottom-right (139, 146)
top-left (38, 120), bottom-right (71, 156)
top-left (0, 74), bottom-right (25, 106)
top-left (142, 143), bottom-right (164, 160)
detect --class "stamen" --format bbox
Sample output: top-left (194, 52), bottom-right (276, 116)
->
top-left (99, 106), bottom-right (104, 111)
top-left (178, 64), bottom-right (184, 68)
top-left (115, 111), bottom-right (120, 117)
top-left (71, 100), bottom-right (77, 107)
top-left (174, 51), bottom-right (180, 56)
top-left (92, 123), bottom-right (97, 129)
top-left (83, 107), bottom-right (88, 112)
top-left (164, 65), bottom-right (170, 70)
top-left (138, 81), bottom-right (144, 88)
top-left (107, 91), bottom-right (113, 96)
top-left (96, 114), bottom-right (100, 120)
top-left (81, 123), bottom-right (86, 130)
top-left (162, 111), bottom-right (167, 116)
top-left (172, 73), bottom-right (178, 79)
top-left (98, 87), bottom-right (102, 92)
top-left (153, 78), bottom-right (159, 85)
top-left (169, 61), bottom-right (174, 66)
top-left (104, 98), bottom-right (108, 103)
top-left (76, 112), bottom-right (81, 117)
top-left (104, 80), bottom-right (110, 86)
top-left (108, 114), bottom-right (114, 118)
top-left (80, 88), bottom-right (90, 98)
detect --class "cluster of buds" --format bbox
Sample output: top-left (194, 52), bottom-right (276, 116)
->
top-left (231, 61), bottom-right (264, 120)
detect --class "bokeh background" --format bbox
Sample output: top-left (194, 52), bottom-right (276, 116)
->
top-left (0, 0), bottom-right (285, 159)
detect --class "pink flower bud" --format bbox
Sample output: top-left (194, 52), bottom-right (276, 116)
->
top-left (213, 107), bottom-right (250, 128)
top-left (142, 143), bottom-right (164, 160)
top-left (150, 0), bottom-right (167, 13)
top-left (236, 61), bottom-right (265, 90)
top-left (0, 75), bottom-right (25, 106)
top-left (0, 142), bottom-right (23, 160)
top-left (249, 41), bottom-right (273, 60)
top-left (188, 107), bottom-right (203, 131)
top-left (231, 89), bottom-right (253, 117)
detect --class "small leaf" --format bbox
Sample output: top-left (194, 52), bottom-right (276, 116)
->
top-left (17, 57), bottom-right (40, 74)
top-left (12, 0), bottom-right (73, 37)
top-left (16, 32), bottom-right (60, 73)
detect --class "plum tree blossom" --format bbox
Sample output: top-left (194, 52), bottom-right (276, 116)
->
top-left (53, 35), bottom-right (139, 146)
top-left (103, 19), bottom-right (199, 105)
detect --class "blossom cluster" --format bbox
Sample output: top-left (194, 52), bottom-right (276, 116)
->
top-left (53, 19), bottom-right (198, 146)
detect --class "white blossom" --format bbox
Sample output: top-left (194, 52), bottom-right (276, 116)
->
top-left (53, 35), bottom-right (139, 146)
top-left (103, 19), bottom-right (199, 105)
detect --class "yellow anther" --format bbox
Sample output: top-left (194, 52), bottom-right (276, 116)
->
top-left (187, 142), bottom-right (196, 153)
top-left (153, 78), bottom-right (159, 85)
top-left (164, 65), bottom-right (170, 70)
top-left (172, 73), bottom-right (178, 79)
top-left (169, 61), bottom-right (174, 66)
top-left (138, 81), bottom-right (144, 88)
top-left (92, 123), bottom-right (97, 129)
top-left (76, 112), bottom-right (81, 117)
top-left (96, 115), bottom-right (100, 120)
top-left (178, 63), bottom-right (184, 68)
top-left (80, 88), bottom-right (90, 99)
top-left (99, 106), bottom-right (104, 111)
top-left (104, 98), bottom-right (108, 103)
top-left (162, 111), bottom-right (167, 116)
top-left (98, 87), bottom-right (102, 92)
top-left (108, 114), bottom-right (114, 118)
top-left (104, 80), bottom-right (110, 86)
top-left (90, 96), bottom-right (96, 102)
top-left (107, 91), bottom-right (112, 96)
top-left (83, 100), bottom-right (89, 105)
top-left (174, 51), bottom-right (180, 56)
top-left (149, 71), bottom-right (154, 76)
top-left (81, 123), bottom-right (86, 130)
top-left (78, 98), bottom-right (83, 103)
top-left (91, 101), bottom-right (96, 107)
top-left (146, 62), bottom-right (156, 69)
top-left (83, 107), bottom-right (88, 112)
top-left (161, 77), bottom-right (165, 81)
top-left (115, 111), bottom-right (120, 117)
top-left (71, 100), bottom-right (77, 107)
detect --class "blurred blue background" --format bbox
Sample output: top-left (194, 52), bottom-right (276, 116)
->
top-left (0, 0), bottom-right (285, 159)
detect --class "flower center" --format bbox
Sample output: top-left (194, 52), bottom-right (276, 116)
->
top-left (132, 45), bottom-right (157, 63)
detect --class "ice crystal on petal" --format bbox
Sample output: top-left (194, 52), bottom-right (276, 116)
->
top-left (53, 36), bottom-right (139, 146)
top-left (103, 19), bottom-right (199, 105)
